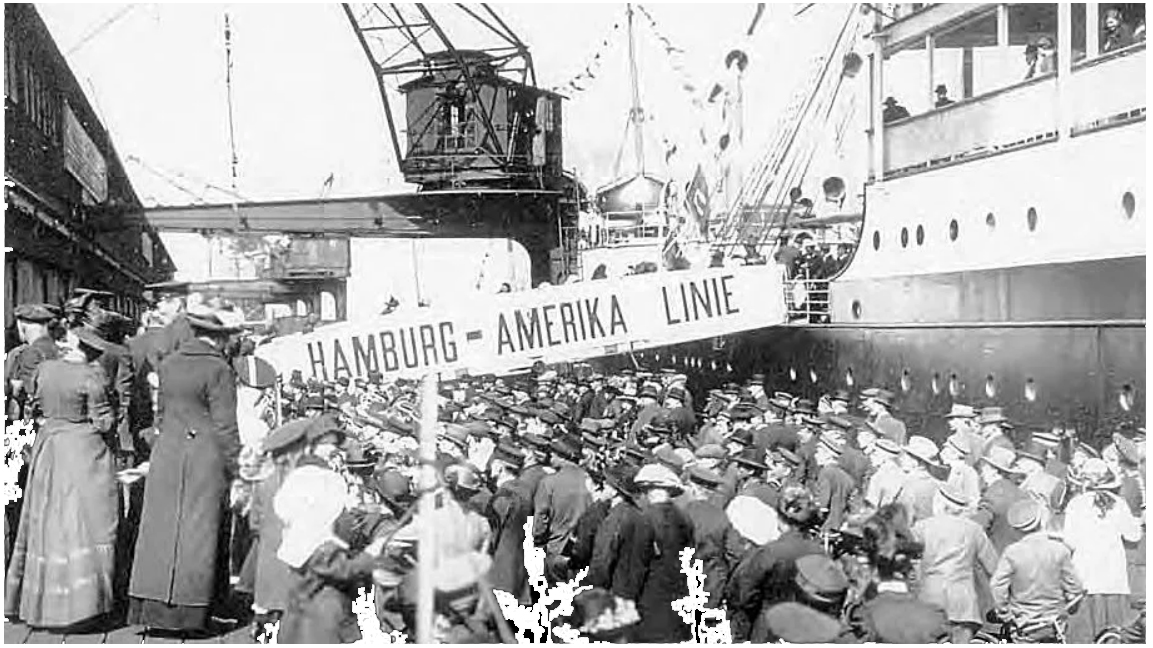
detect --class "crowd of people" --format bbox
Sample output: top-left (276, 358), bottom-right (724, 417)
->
top-left (2, 291), bottom-right (1147, 644)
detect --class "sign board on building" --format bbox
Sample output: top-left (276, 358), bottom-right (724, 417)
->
top-left (256, 264), bottom-right (786, 381)
top-left (62, 102), bottom-right (108, 203)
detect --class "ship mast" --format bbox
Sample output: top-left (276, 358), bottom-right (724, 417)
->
top-left (626, 3), bottom-right (645, 176)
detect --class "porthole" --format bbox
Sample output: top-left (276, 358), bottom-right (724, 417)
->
top-left (1026, 207), bottom-right (1038, 232)
top-left (984, 374), bottom-right (997, 399)
top-left (845, 367), bottom-right (855, 387)
top-left (948, 373), bottom-right (960, 397)
top-left (872, 230), bottom-right (881, 250)
top-left (900, 369), bottom-right (912, 393)
top-left (789, 367), bottom-right (798, 382)
top-left (1024, 378), bottom-right (1037, 402)
top-left (900, 227), bottom-right (909, 248)
top-left (985, 212), bottom-right (996, 230)
top-left (1119, 384), bottom-right (1135, 411)
top-left (931, 372), bottom-right (941, 395)
top-left (915, 225), bottom-right (925, 245)
top-left (1122, 191), bottom-right (1136, 219)
top-left (948, 219), bottom-right (959, 241)
top-left (809, 369), bottom-right (818, 384)
top-left (851, 300), bottom-right (862, 319)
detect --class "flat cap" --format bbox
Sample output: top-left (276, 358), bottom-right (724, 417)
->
top-left (795, 554), bottom-right (849, 603)
top-left (14, 303), bottom-right (58, 323)
top-left (694, 443), bottom-right (727, 460)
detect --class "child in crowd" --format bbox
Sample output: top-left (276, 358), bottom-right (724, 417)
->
top-left (273, 461), bottom-right (385, 644)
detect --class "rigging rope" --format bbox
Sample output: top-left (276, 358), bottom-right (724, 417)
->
top-left (224, 11), bottom-right (241, 201)
top-left (67, 4), bottom-right (136, 56)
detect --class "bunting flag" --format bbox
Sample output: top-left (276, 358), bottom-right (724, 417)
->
top-left (548, 20), bottom-right (622, 94)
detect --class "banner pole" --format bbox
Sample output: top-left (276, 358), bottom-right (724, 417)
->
top-left (416, 372), bottom-right (439, 644)
top-left (273, 375), bottom-right (283, 428)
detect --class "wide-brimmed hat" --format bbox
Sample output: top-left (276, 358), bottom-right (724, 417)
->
top-left (903, 436), bottom-right (941, 468)
top-left (873, 438), bottom-right (901, 458)
top-left (726, 494), bottom-right (781, 545)
top-left (1007, 498), bottom-right (1043, 532)
top-left (937, 481), bottom-right (972, 509)
top-left (185, 308), bottom-right (243, 334)
top-left (1077, 457), bottom-right (1121, 490)
top-left (634, 463), bottom-right (684, 495)
top-left (945, 403), bottom-right (977, 419)
top-left (666, 385), bottom-right (688, 404)
top-left (73, 324), bottom-right (112, 352)
top-left (980, 446), bottom-right (1021, 475)
top-left (977, 406), bottom-right (1012, 427)
top-left (639, 383), bottom-right (663, 400)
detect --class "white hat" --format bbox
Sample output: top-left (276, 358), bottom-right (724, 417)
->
top-left (726, 495), bottom-right (781, 546)
top-left (275, 465), bottom-right (349, 568)
top-left (634, 463), bottom-right (685, 494)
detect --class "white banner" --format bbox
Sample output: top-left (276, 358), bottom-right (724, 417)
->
top-left (256, 265), bottom-right (786, 382)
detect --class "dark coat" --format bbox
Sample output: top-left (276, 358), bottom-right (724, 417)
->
top-left (126, 327), bottom-right (168, 442)
top-left (726, 529), bottom-right (824, 642)
top-left (755, 423), bottom-right (799, 453)
top-left (129, 337), bottom-right (241, 607)
top-left (485, 479), bottom-right (533, 602)
top-left (679, 499), bottom-right (736, 608)
top-left (973, 477), bottom-right (1028, 552)
top-left (587, 499), bottom-right (651, 600)
top-left (278, 541), bottom-right (375, 644)
top-left (666, 406), bottom-right (697, 442)
top-left (815, 463), bottom-right (856, 533)
top-left (532, 463), bottom-right (591, 557)
top-left (97, 342), bottom-right (135, 457)
top-left (7, 335), bottom-right (58, 419)
top-left (635, 502), bottom-right (694, 643)
top-left (569, 498), bottom-right (612, 572)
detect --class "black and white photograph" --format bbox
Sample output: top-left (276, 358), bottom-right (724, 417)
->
top-left (2, 2), bottom-right (1146, 644)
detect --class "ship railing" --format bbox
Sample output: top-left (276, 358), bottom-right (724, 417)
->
top-left (783, 276), bottom-right (831, 324)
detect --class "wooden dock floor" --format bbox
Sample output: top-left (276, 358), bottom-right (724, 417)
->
top-left (3, 622), bottom-right (256, 645)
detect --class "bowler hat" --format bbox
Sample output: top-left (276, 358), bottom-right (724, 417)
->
top-left (977, 406), bottom-right (1012, 427)
top-left (666, 385), bottom-right (688, 403)
top-left (639, 383), bottom-right (663, 400)
top-left (733, 447), bottom-right (769, 471)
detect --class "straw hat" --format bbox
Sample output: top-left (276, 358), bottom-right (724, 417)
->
top-left (904, 436), bottom-right (942, 468)
top-left (634, 463), bottom-right (684, 496)
top-left (981, 446), bottom-right (1022, 475)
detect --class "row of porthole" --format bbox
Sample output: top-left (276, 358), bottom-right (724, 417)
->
top-left (787, 366), bottom-right (1138, 411)
top-left (870, 191), bottom-right (1138, 252)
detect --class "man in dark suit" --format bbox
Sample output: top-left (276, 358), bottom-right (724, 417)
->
top-left (973, 446), bottom-right (1029, 552)
top-left (485, 444), bottom-right (534, 603)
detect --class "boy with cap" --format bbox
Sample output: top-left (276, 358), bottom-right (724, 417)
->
top-left (989, 498), bottom-right (1085, 642)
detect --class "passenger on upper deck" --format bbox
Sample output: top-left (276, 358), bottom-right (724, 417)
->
top-left (1102, 7), bottom-right (1136, 52)
top-left (1024, 37), bottom-right (1057, 80)
top-left (933, 84), bottom-right (954, 108)
top-left (882, 97), bottom-right (910, 123)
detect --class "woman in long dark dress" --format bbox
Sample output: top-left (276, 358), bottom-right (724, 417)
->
top-left (127, 311), bottom-right (241, 633)
top-left (4, 325), bottom-right (118, 629)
